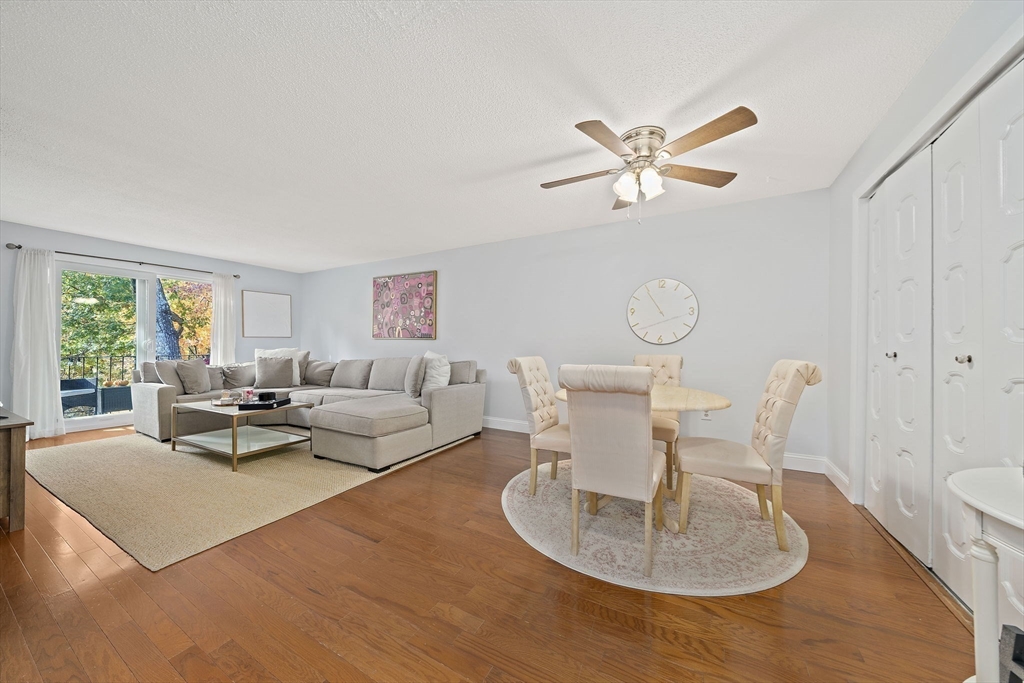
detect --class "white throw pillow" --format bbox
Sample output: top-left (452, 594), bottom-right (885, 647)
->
top-left (255, 348), bottom-right (305, 386)
top-left (421, 351), bottom-right (451, 394)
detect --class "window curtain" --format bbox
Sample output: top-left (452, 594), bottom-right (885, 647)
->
top-left (11, 248), bottom-right (66, 439)
top-left (211, 273), bottom-right (236, 365)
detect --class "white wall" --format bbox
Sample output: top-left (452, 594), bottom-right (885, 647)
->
top-left (826, 0), bottom-right (1024, 497)
top-left (0, 220), bottom-right (304, 408)
top-left (301, 190), bottom-right (830, 458)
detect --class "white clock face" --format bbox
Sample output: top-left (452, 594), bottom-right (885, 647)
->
top-left (627, 278), bottom-right (699, 345)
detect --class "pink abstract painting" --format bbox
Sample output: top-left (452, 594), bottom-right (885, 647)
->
top-left (372, 270), bottom-right (436, 339)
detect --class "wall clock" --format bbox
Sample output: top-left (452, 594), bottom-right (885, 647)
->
top-left (627, 278), bottom-right (699, 345)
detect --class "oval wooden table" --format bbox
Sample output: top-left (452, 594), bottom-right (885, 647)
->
top-left (555, 384), bottom-right (731, 520)
top-left (554, 384), bottom-right (731, 412)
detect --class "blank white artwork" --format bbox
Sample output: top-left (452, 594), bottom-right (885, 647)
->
top-left (242, 290), bottom-right (292, 338)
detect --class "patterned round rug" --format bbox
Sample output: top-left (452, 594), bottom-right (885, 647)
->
top-left (501, 460), bottom-right (808, 595)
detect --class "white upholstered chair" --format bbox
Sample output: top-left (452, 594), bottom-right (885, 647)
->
top-left (633, 354), bottom-right (682, 490)
top-left (560, 364), bottom-right (665, 577)
top-left (507, 357), bottom-right (570, 495)
top-left (675, 360), bottom-right (821, 551)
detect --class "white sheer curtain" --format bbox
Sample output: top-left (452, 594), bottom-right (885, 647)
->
top-left (210, 273), bottom-right (236, 365)
top-left (11, 248), bottom-right (65, 439)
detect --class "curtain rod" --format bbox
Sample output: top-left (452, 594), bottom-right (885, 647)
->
top-left (5, 243), bottom-right (240, 278)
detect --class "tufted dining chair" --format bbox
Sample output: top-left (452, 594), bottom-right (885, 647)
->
top-left (633, 354), bottom-right (682, 490)
top-left (560, 364), bottom-right (664, 577)
top-left (507, 357), bottom-right (570, 495)
top-left (675, 360), bottom-right (821, 551)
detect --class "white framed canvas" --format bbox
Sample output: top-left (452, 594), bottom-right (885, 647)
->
top-left (241, 290), bottom-right (292, 338)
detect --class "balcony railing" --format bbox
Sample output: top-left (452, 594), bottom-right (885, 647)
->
top-left (59, 353), bottom-right (210, 418)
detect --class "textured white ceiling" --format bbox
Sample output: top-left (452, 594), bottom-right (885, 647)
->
top-left (0, 0), bottom-right (969, 272)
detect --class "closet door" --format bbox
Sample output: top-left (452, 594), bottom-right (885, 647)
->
top-left (883, 147), bottom-right (933, 565)
top-left (979, 60), bottom-right (1024, 632)
top-left (865, 188), bottom-right (889, 526)
top-left (932, 100), bottom-right (984, 606)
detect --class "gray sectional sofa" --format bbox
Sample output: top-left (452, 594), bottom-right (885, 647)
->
top-left (130, 356), bottom-right (486, 471)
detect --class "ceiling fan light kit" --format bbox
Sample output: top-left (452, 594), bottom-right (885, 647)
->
top-left (541, 106), bottom-right (758, 212)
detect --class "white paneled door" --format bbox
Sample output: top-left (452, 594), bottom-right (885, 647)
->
top-left (865, 188), bottom-right (889, 527)
top-left (932, 100), bottom-right (984, 606)
top-left (883, 147), bottom-right (934, 566)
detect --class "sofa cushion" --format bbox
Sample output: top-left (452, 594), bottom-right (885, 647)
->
top-left (368, 357), bottom-right (411, 391)
top-left (448, 360), bottom-right (477, 385)
top-left (255, 348), bottom-right (308, 386)
top-left (405, 355), bottom-right (425, 398)
top-left (310, 395), bottom-right (428, 437)
top-left (208, 366), bottom-right (224, 391)
top-left (176, 359), bottom-right (212, 394)
top-left (175, 390), bottom-right (224, 403)
top-left (222, 362), bottom-right (256, 389)
top-left (154, 360), bottom-right (186, 395)
top-left (255, 356), bottom-right (293, 389)
top-left (330, 359), bottom-right (373, 389)
top-left (304, 360), bottom-right (336, 387)
top-left (422, 351), bottom-right (450, 393)
top-left (141, 361), bottom-right (161, 383)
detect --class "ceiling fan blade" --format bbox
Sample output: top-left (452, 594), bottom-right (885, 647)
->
top-left (575, 120), bottom-right (635, 160)
top-left (612, 198), bottom-right (631, 210)
top-left (657, 106), bottom-right (757, 159)
top-left (540, 168), bottom-right (619, 189)
top-left (660, 164), bottom-right (738, 188)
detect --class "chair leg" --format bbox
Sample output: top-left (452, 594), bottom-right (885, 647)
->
top-left (529, 448), bottom-right (538, 496)
top-left (664, 441), bottom-right (675, 491)
top-left (756, 485), bottom-right (770, 520)
top-left (587, 491), bottom-right (599, 516)
top-left (644, 500), bottom-right (654, 577)
top-left (654, 482), bottom-right (663, 531)
top-left (772, 485), bottom-right (789, 552)
top-left (550, 452), bottom-right (558, 479)
top-left (571, 488), bottom-right (580, 555)
top-left (677, 472), bottom-right (692, 534)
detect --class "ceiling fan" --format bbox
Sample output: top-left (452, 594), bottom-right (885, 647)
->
top-left (540, 106), bottom-right (757, 210)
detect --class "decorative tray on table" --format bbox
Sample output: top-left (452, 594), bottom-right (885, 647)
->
top-left (237, 397), bottom-right (291, 411)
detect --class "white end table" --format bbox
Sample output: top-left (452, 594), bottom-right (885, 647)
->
top-left (948, 467), bottom-right (1024, 683)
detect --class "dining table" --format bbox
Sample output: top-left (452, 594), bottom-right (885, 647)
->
top-left (554, 384), bottom-right (731, 413)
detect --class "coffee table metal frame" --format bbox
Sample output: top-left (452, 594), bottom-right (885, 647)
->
top-left (171, 401), bottom-right (313, 472)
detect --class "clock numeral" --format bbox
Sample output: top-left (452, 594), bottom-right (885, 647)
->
top-left (657, 335), bottom-right (663, 343)
top-left (629, 307), bottom-right (635, 316)
top-left (689, 307), bottom-right (695, 315)
top-left (658, 279), bottom-right (666, 288)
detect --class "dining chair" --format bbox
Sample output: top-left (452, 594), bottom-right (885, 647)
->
top-left (507, 357), bottom-right (570, 495)
top-left (675, 360), bottom-right (821, 551)
top-left (560, 364), bottom-right (664, 577)
top-left (633, 354), bottom-right (682, 490)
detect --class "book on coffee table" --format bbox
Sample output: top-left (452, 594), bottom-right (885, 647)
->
top-left (238, 397), bottom-right (291, 411)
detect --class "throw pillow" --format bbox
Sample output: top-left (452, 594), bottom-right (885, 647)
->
top-left (222, 362), bottom-right (256, 389)
top-left (254, 348), bottom-right (308, 386)
top-left (448, 360), bottom-right (476, 385)
top-left (304, 360), bottom-right (337, 387)
top-left (367, 357), bottom-right (410, 391)
top-left (421, 351), bottom-right (451, 394)
top-left (176, 358), bottom-right (212, 395)
top-left (141, 361), bottom-right (161, 383)
top-left (405, 355), bottom-right (425, 397)
top-left (330, 359), bottom-right (374, 389)
top-left (207, 366), bottom-right (225, 391)
top-left (255, 356), bottom-right (294, 389)
top-left (154, 360), bottom-right (186, 395)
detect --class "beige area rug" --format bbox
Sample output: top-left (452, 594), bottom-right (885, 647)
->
top-left (27, 433), bottom-right (466, 571)
top-left (502, 460), bottom-right (808, 595)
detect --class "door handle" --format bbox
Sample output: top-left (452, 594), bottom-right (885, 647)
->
top-left (954, 354), bottom-right (973, 364)
top-left (885, 351), bottom-right (897, 359)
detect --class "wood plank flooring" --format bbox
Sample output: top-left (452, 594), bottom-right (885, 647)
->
top-left (2, 427), bottom-right (972, 682)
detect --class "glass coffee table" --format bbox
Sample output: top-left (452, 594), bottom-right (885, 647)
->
top-left (171, 401), bottom-right (313, 472)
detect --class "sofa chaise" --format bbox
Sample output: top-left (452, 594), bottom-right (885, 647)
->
top-left (131, 356), bottom-right (486, 471)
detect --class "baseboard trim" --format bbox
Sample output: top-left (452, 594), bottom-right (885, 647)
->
top-left (482, 416), bottom-right (530, 433)
top-left (826, 459), bottom-right (853, 501)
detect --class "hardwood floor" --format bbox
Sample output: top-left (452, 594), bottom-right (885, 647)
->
top-left (3, 427), bottom-right (972, 682)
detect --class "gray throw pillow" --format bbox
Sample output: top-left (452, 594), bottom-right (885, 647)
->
top-left (448, 360), bottom-right (477, 385)
top-left (255, 356), bottom-right (293, 389)
top-left (154, 360), bottom-right (186, 395)
top-left (176, 358), bottom-right (212, 394)
top-left (330, 359), bottom-right (374, 389)
top-left (207, 366), bottom-right (224, 391)
top-left (141, 361), bottom-right (161, 383)
top-left (367, 357), bottom-right (411, 391)
top-left (405, 355), bottom-right (425, 397)
top-left (222, 362), bottom-right (256, 389)
top-left (304, 360), bottom-right (337, 387)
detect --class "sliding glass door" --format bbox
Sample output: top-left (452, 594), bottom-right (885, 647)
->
top-left (58, 262), bottom-right (213, 429)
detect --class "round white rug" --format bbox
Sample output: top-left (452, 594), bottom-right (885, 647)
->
top-left (501, 460), bottom-right (808, 595)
